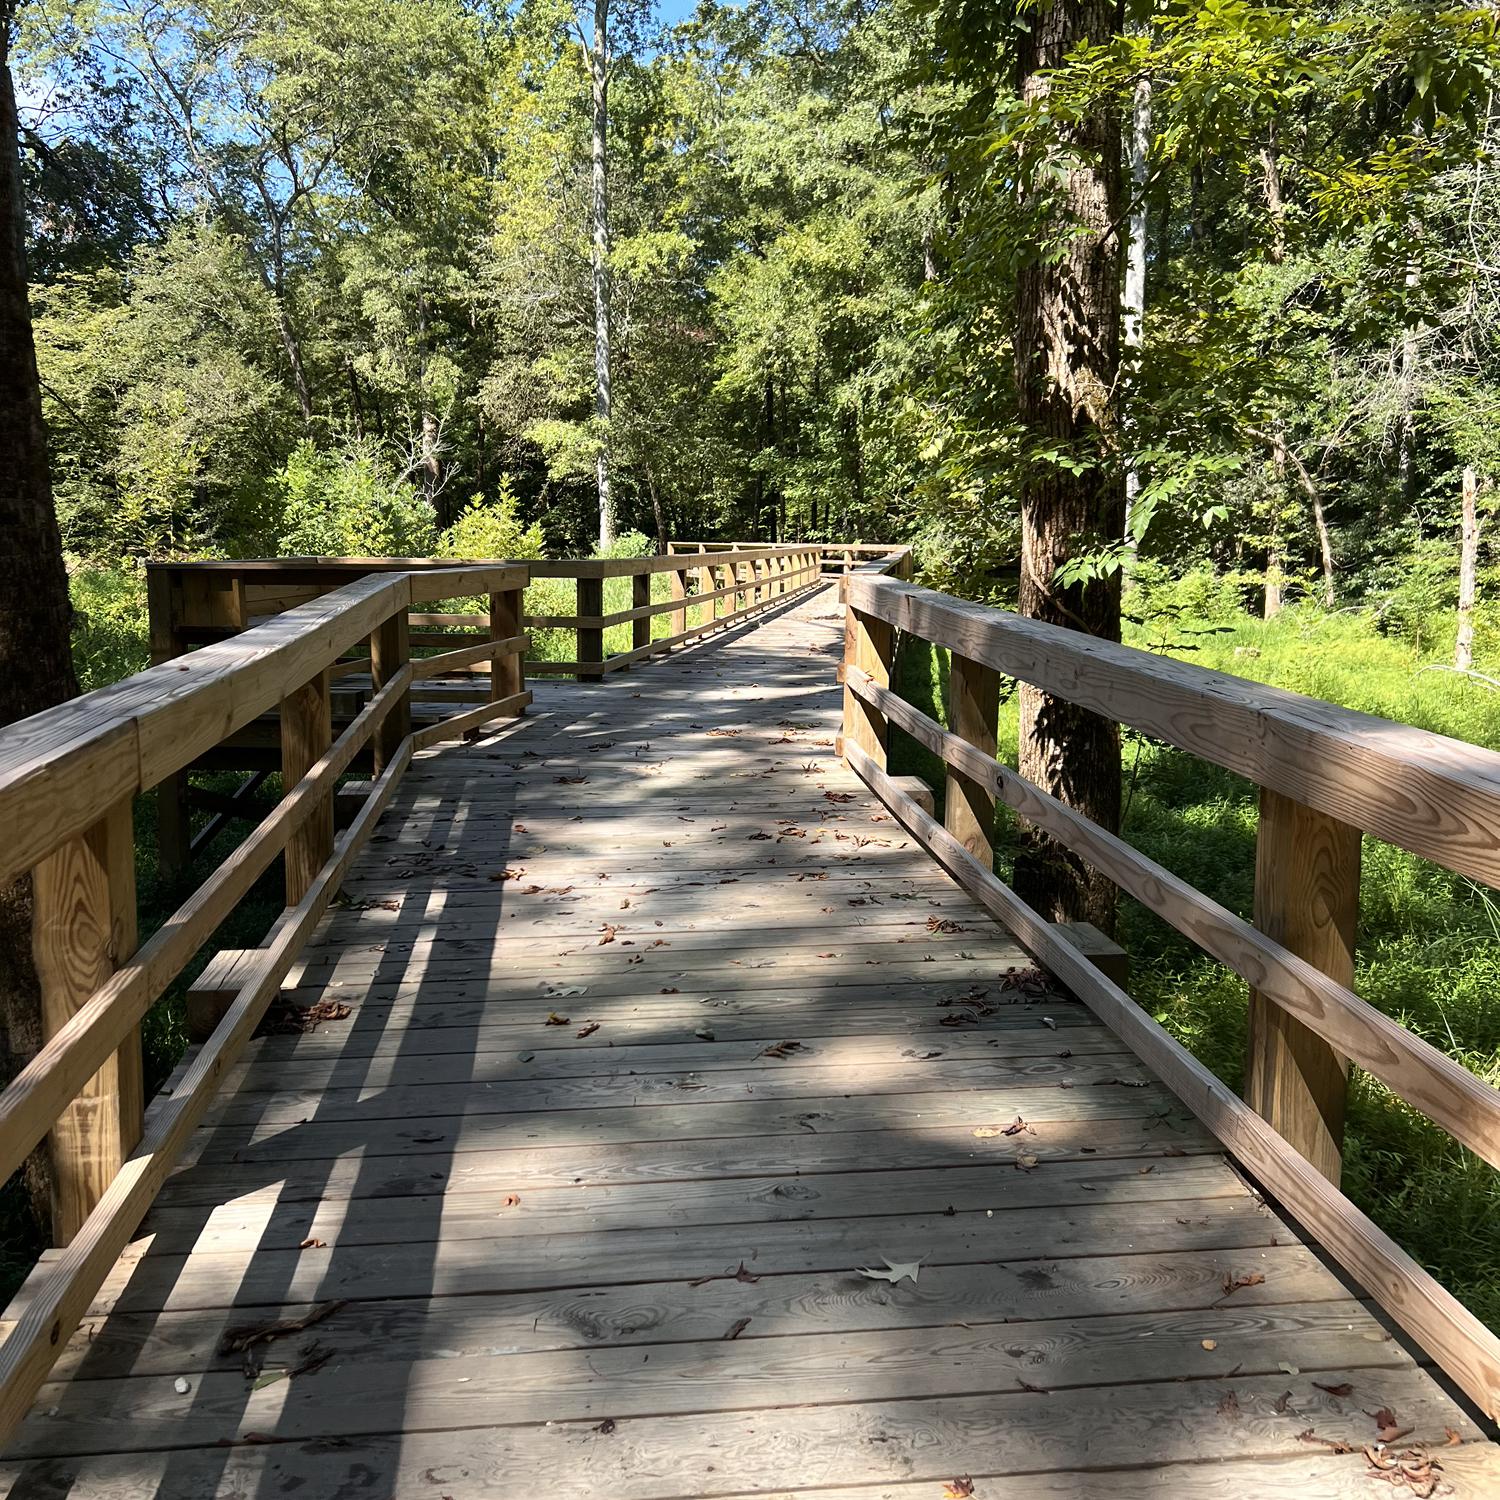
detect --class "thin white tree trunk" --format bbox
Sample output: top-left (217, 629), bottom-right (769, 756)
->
top-left (590, 0), bottom-right (614, 548)
top-left (1122, 73), bottom-right (1150, 541)
top-left (1458, 466), bottom-right (1480, 671)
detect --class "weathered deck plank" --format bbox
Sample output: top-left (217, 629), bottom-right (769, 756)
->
top-left (3, 583), bottom-right (1492, 1497)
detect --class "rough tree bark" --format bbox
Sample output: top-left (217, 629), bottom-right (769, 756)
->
top-left (588, 0), bottom-right (615, 548)
top-left (0, 14), bottom-right (78, 1225)
top-left (1012, 0), bottom-right (1126, 932)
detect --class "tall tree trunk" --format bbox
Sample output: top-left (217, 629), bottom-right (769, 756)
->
top-left (271, 287), bottom-right (314, 428)
top-left (1457, 466), bottom-right (1480, 672)
top-left (589, 0), bottom-right (614, 548)
top-left (1012, 0), bottom-right (1126, 932)
top-left (1258, 131), bottom-right (1288, 619)
top-left (1122, 71), bottom-right (1151, 543)
top-left (416, 294), bottom-right (443, 522)
top-left (0, 26), bottom-right (77, 1228)
top-left (646, 460), bottom-right (666, 554)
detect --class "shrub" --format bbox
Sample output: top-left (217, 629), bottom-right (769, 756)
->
top-left (273, 439), bottom-right (436, 557)
top-left (436, 480), bottom-right (547, 561)
top-left (69, 558), bottom-right (150, 691)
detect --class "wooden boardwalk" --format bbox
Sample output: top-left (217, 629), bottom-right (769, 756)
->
top-left (4, 584), bottom-right (1497, 1497)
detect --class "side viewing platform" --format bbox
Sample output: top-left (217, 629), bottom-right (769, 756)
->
top-left (0, 544), bottom-right (1495, 1496)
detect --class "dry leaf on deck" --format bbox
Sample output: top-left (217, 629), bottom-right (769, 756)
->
top-left (857, 1256), bottom-right (922, 1286)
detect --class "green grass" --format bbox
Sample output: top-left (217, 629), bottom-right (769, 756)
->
top-left (893, 598), bottom-right (1500, 1333)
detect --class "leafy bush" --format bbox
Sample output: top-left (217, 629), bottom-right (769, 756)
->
top-left (69, 558), bottom-right (150, 691)
top-left (273, 439), bottom-right (436, 557)
top-left (436, 479), bottom-right (547, 561)
top-left (594, 529), bottom-right (653, 559)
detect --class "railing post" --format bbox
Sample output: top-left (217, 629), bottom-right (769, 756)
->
top-left (489, 583), bottom-right (525, 707)
top-left (669, 566), bottom-right (688, 634)
top-left (369, 608), bottom-right (411, 775)
top-left (577, 576), bottom-right (604, 678)
top-left (146, 568), bottom-right (191, 876)
top-left (33, 798), bottom-right (142, 1243)
top-left (631, 568), bottom-right (651, 655)
top-left (697, 562), bottom-right (715, 624)
top-left (280, 668), bottom-right (333, 905)
top-left (838, 579), bottom-right (893, 769)
top-left (1245, 788), bottom-right (1361, 1185)
top-left (944, 652), bottom-right (1000, 866)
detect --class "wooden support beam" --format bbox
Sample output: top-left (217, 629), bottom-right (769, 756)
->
top-left (369, 611), bottom-right (411, 776)
top-left (697, 565), bottom-right (714, 625)
top-left (1245, 788), bottom-right (1361, 1186)
top-left (631, 571), bottom-right (651, 655)
top-left (489, 587), bottom-right (525, 706)
top-left (33, 799), bottom-right (142, 1244)
top-left (576, 577), bottom-right (604, 678)
top-left (944, 649), bottom-right (1000, 867)
top-left (1053, 919), bottom-right (1129, 990)
top-left (184, 947), bottom-right (262, 1043)
top-left (279, 669), bottom-right (333, 906)
top-left (669, 568), bottom-right (688, 634)
top-left (839, 581), bottom-right (893, 772)
top-left (145, 569), bottom-right (191, 877)
top-left (890, 774), bottom-right (935, 817)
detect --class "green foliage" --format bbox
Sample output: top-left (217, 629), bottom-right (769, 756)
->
top-left (436, 482), bottom-right (548, 561)
top-left (593, 529), bottom-right (653, 560)
top-left (273, 440), bottom-right (437, 557)
top-left (68, 559), bottom-right (149, 692)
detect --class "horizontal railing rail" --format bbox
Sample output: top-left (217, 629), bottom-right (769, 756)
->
top-left (837, 566), bottom-right (1500, 1421)
top-left (670, 539), bottom-right (914, 576)
top-left (146, 544), bottom-right (843, 684)
top-left (0, 560), bottom-right (530, 1440)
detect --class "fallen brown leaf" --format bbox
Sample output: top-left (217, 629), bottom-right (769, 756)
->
top-left (1220, 1271), bottom-right (1266, 1297)
top-left (724, 1317), bottom-right (751, 1340)
top-left (943, 1481), bottom-right (975, 1499)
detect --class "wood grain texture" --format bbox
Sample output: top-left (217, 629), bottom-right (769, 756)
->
top-left (0, 666), bottom-right (412, 1195)
top-left (1246, 787), bottom-right (1361, 1185)
top-left (846, 571), bottom-right (1500, 887)
top-left (277, 668), bottom-right (332, 906)
top-left (945, 648), bottom-right (1000, 864)
top-left (845, 738), bottom-right (1500, 1420)
top-left (845, 664), bottom-right (1500, 1170)
top-left (367, 607), bottom-right (410, 774)
top-left (33, 800), bottom-right (141, 1244)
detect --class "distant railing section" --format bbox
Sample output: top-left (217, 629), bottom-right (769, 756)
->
top-left (669, 539), bottom-right (913, 577)
top-left (837, 562), bottom-right (1500, 1421)
top-left (0, 560), bottom-right (530, 1439)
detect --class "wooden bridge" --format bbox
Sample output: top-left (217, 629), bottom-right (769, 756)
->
top-left (0, 544), bottom-right (1498, 1497)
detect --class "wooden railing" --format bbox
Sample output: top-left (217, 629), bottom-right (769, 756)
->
top-left (670, 539), bottom-right (914, 576)
top-left (838, 563), bottom-right (1500, 1421)
top-left (149, 544), bottom-right (827, 683)
top-left (0, 561), bottom-right (529, 1438)
top-left (144, 546), bottom-right (834, 872)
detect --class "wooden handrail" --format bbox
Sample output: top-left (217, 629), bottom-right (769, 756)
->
top-left (837, 569), bottom-right (1500, 1421)
top-left (0, 559), bottom-right (531, 1442)
top-left (845, 573), bottom-right (1500, 888)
